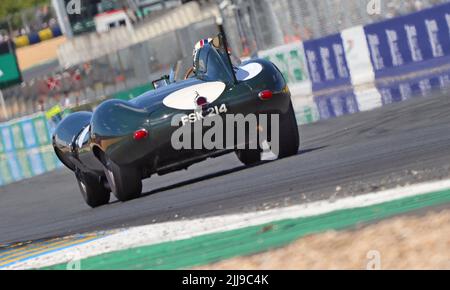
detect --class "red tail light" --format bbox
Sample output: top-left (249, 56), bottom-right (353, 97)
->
top-left (134, 129), bottom-right (149, 141)
top-left (258, 90), bottom-right (273, 100)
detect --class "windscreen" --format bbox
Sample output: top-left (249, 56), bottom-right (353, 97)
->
top-left (195, 44), bottom-right (234, 83)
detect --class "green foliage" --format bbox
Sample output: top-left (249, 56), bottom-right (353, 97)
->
top-left (0, 0), bottom-right (50, 20)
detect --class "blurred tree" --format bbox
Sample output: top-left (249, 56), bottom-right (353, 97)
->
top-left (0, 0), bottom-right (50, 31)
top-left (0, 0), bottom-right (50, 20)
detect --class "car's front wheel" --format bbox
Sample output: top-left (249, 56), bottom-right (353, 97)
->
top-left (104, 158), bottom-right (142, 202)
top-left (76, 172), bottom-right (110, 208)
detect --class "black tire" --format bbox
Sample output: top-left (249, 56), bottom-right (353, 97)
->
top-left (235, 117), bottom-right (262, 166)
top-left (104, 158), bottom-right (142, 202)
top-left (236, 149), bottom-right (261, 166)
top-left (277, 102), bottom-right (300, 158)
top-left (76, 172), bottom-right (110, 208)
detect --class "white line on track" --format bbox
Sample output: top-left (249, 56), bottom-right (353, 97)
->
top-left (5, 179), bottom-right (450, 270)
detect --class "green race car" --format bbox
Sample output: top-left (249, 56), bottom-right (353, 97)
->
top-left (53, 35), bottom-right (299, 207)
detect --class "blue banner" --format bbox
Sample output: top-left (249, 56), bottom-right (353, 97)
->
top-left (376, 67), bottom-right (450, 105)
top-left (27, 150), bottom-right (46, 176)
top-left (314, 89), bottom-right (359, 120)
top-left (6, 152), bottom-right (22, 181)
top-left (21, 120), bottom-right (39, 149)
top-left (0, 125), bottom-right (14, 153)
top-left (364, 2), bottom-right (450, 78)
top-left (0, 113), bottom-right (60, 187)
top-left (303, 33), bottom-right (352, 91)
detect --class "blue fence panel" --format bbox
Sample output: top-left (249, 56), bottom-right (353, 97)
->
top-left (1, 125), bottom-right (14, 153)
top-left (376, 67), bottom-right (450, 105)
top-left (364, 2), bottom-right (450, 78)
top-left (27, 150), bottom-right (46, 176)
top-left (314, 89), bottom-right (359, 121)
top-left (20, 119), bottom-right (39, 149)
top-left (303, 33), bottom-right (352, 92)
top-left (0, 114), bottom-right (60, 187)
top-left (6, 152), bottom-right (22, 181)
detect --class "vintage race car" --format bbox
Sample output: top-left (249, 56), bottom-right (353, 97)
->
top-left (53, 35), bottom-right (300, 207)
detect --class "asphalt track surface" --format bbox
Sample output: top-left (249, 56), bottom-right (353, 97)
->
top-left (1, 92), bottom-right (450, 245)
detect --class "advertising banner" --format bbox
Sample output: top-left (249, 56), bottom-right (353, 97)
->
top-left (32, 115), bottom-right (52, 146)
top-left (259, 42), bottom-right (310, 85)
top-left (314, 89), bottom-right (359, 120)
top-left (295, 105), bottom-right (320, 125)
top-left (10, 122), bottom-right (26, 151)
top-left (16, 151), bottom-right (32, 179)
top-left (20, 120), bottom-right (39, 149)
top-left (0, 155), bottom-right (13, 185)
top-left (27, 150), bottom-right (46, 176)
top-left (341, 26), bottom-right (376, 86)
top-left (364, 2), bottom-right (450, 78)
top-left (6, 152), bottom-right (22, 181)
top-left (0, 113), bottom-right (59, 187)
top-left (352, 87), bottom-right (384, 112)
top-left (41, 148), bottom-right (60, 172)
top-left (303, 33), bottom-right (352, 92)
top-left (18, 115), bottom-right (52, 149)
top-left (1, 125), bottom-right (14, 153)
top-left (341, 26), bottom-right (383, 112)
top-left (0, 52), bottom-right (22, 89)
top-left (377, 68), bottom-right (450, 105)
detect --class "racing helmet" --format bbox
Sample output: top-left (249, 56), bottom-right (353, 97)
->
top-left (192, 38), bottom-right (212, 72)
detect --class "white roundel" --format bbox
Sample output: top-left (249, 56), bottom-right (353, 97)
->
top-left (236, 63), bottom-right (263, 81)
top-left (163, 81), bottom-right (226, 110)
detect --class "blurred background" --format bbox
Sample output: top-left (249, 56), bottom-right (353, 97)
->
top-left (1, 0), bottom-right (450, 185)
top-left (0, 0), bottom-right (448, 121)
top-left (2, 1), bottom-right (450, 270)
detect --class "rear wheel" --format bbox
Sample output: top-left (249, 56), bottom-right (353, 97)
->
top-left (104, 158), bottom-right (142, 202)
top-left (277, 102), bottom-right (300, 158)
top-left (235, 117), bottom-right (262, 166)
top-left (76, 172), bottom-right (110, 208)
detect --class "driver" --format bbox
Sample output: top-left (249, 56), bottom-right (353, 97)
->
top-left (192, 38), bottom-right (212, 73)
top-left (185, 36), bottom-right (241, 80)
top-left (183, 38), bottom-right (212, 80)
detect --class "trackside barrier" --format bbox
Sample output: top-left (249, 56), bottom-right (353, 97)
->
top-left (14, 26), bottom-right (63, 48)
top-left (0, 113), bottom-right (62, 186)
top-left (0, 82), bottom-right (155, 187)
top-left (3, 4), bottom-right (450, 186)
top-left (258, 2), bottom-right (450, 123)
